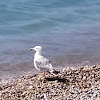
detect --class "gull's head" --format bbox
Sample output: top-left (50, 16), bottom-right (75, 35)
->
top-left (30, 46), bottom-right (42, 52)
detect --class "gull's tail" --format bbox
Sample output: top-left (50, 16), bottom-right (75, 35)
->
top-left (53, 70), bottom-right (60, 74)
top-left (49, 67), bottom-right (60, 75)
top-left (49, 69), bottom-right (60, 75)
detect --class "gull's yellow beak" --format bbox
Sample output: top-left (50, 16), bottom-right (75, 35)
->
top-left (30, 48), bottom-right (34, 50)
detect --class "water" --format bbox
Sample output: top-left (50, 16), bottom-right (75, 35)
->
top-left (0, 0), bottom-right (100, 80)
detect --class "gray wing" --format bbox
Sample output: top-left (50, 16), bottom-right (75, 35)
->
top-left (35, 56), bottom-right (53, 71)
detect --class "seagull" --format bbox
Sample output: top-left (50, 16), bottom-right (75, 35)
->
top-left (30, 46), bottom-right (54, 74)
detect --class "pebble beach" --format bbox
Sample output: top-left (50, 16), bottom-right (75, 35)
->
top-left (1, 0), bottom-right (100, 100)
top-left (0, 65), bottom-right (100, 100)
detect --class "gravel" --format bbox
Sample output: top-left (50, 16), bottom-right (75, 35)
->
top-left (0, 65), bottom-right (100, 100)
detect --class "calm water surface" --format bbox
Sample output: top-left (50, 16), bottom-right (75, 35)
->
top-left (0, 0), bottom-right (100, 80)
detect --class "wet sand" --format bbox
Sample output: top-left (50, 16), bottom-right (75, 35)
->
top-left (0, 54), bottom-right (100, 83)
top-left (1, 54), bottom-right (100, 82)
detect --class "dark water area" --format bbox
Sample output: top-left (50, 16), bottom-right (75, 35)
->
top-left (0, 0), bottom-right (100, 81)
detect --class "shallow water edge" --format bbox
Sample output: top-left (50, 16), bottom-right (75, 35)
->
top-left (0, 54), bottom-right (100, 82)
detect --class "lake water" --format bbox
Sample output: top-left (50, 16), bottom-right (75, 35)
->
top-left (0, 0), bottom-right (100, 80)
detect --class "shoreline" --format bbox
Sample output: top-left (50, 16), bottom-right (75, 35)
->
top-left (1, 54), bottom-right (100, 82)
top-left (0, 65), bottom-right (100, 99)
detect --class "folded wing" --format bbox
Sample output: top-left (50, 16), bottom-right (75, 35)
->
top-left (35, 56), bottom-right (53, 72)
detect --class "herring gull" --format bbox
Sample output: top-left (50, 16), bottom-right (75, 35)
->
top-left (30, 46), bottom-right (54, 74)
